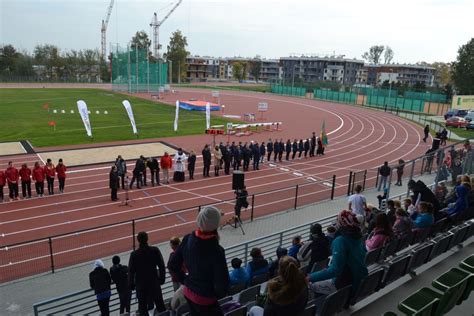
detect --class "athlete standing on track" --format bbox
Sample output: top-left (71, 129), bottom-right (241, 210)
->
top-left (292, 139), bottom-right (298, 160)
top-left (310, 132), bottom-right (316, 157)
top-left (56, 158), bottom-right (67, 193)
top-left (273, 139), bottom-right (279, 162)
top-left (6, 161), bottom-right (19, 200)
top-left (0, 168), bottom-right (6, 202)
top-left (32, 161), bottom-right (45, 197)
top-left (285, 139), bottom-right (292, 161)
top-left (202, 144), bottom-right (212, 177)
top-left (19, 163), bottom-right (32, 199)
top-left (278, 139), bottom-right (284, 162)
top-left (259, 141), bottom-right (266, 164)
top-left (267, 138), bottom-right (273, 162)
top-left (44, 159), bottom-right (55, 195)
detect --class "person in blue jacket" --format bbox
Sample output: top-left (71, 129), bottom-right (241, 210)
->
top-left (308, 210), bottom-right (368, 296)
top-left (446, 183), bottom-right (469, 217)
top-left (246, 247), bottom-right (269, 281)
top-left (229, 258), bottom-right (250, 285)
top-left (414, 202), bottom-right (434, 229)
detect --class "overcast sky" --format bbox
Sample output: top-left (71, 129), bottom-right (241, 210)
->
top-left (1, 0), bottom-right (472, 63)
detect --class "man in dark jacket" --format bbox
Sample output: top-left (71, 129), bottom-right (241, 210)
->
top-left (219, 142), bottom-right (226, 169)
top-left (169, 206), bottom-right (230, 316)
top-left (308, 223), bottom-right (331, 271)
top-left (259, 142), bottom-right (266, 163)
top-left (140, 155), bottom-right (148, 186)
top-left (273, 139), bottom-right (279, 162)
top-left (109, 166), bottom-right (119, 201)
top-left (408, 179), bottom-right (442, 217)
top-left (298, 139), bottom-right (304, 158)
top-left (377, 161), bottom-right (391, 191)
top-left (148, 157), bottom-right (160, 186)
top-left (202, 144), bottom-right (212, 177)
top-left (304, 139), bottom-right (310, 158)
top-left (233, 146), bottom-right (241, 170)
top-left (130, 157), bottom-right (145, 189)
top-left (242, 144), bottom-right (251, 171)
top-left (285, 139), bottom-right (292, 161)
top-left (267, 139), bottom-right (273, 162)
top-left (223, 146), bottom-right (231, 175)
top-left (115, 155), bottom-right (127, 189)
top-left (109, 255), bottom-right (131, 315)
top-left (128, 231), bottom-right (167, 315)
top-left (229, 142), bottom-right (236, 166)
top-left (310, 132), bottom-right (316, 157)
top-left (89, 259), bottom-right (112, 316)
top-left (423, 125), bottom-right (430, 142)
top-left (292, 139), bottom-right (298, 160)
top-left (252, 143), bottom-right (261, 170)
top-left (278, 139), bottom-right (284, 162)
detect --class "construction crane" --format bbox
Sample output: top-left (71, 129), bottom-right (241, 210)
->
top-left (100, 0), bottom-right (115, 61)
top-left (150, 0), bottom-right (182, 59)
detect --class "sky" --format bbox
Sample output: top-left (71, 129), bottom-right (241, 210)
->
top-left (1, 0), bottom-right (473, 63)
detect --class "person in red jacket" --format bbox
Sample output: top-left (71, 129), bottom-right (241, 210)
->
top-left (19, 163), bottom-right (32, 199)
top-left (56, 158), bottom-right (67, 193)
top-left (44, 158), bottom-right (56, 195)
top-left (0, 169), bottom-right (6, 202)
top-left (160, 152), bottom-right (172, 184)
top-left (5, 161), bottom-right (19, 201)
top-left (32, 161), bottom-right (45, 197)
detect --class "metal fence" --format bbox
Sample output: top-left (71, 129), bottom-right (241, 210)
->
top-left (32, 180), bottom-right (445, 315)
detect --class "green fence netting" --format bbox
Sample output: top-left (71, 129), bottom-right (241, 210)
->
top-left (111, 44), bottom-right (168, 93)
top-left (270, 84), bottom-right (306, 97)
top-left (366, 95), bottom-right (425, 112)
top-left (404, 91), bottom-right (447, 103)
top-left (313, 89), bottom-right (357, 103)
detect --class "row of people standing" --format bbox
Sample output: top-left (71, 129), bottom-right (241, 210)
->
top-left (0, 159), bottom-right (66, 202)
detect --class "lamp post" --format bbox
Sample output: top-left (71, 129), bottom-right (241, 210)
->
top-left (387, 68), bottom-right (393, 106)
top-left (292, 63), bottom-right (297, 89)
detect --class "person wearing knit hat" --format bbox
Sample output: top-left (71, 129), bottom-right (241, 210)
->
top-left (196, 206), bottom-right (221, 232)
top-left (308, 210), bottom-right (368, 297)
top-left (169, 206), bottom-right (230, 316)
top-left (89, 259), bottom-right (111, 316)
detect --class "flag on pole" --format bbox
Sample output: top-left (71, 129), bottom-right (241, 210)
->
top-left (174, 100), bottom-right (180, 132)
top-left (320, 120), bottom-right (328, 145)
top-left (205, 102), bottom-right (211, 129)
top-left (122, 100), bottom-right (138, 135)
top-left (77, 100), bottom-right (93, 137)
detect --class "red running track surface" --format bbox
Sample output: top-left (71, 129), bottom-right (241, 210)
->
top-left (0, 90), bottom-right (431, 282)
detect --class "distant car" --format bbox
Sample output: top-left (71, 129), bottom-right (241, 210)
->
top-left (446, 116), bottom-right (468, 128)
top-left (465, 112), bottom-right (474, 122)
top-left (444, 109), bottom-right (468, 120)
top-left (466, 121), bottom-right (474, 130)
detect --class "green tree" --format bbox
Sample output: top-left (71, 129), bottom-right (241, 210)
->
top-left (362, 45), bottom-right (384, 64)
top-left (232, 61), bottom-right (247, 82)
top-left (164, 30), bottom-right (189, 83)
top-left (384, 46), bottom-right (394, 64)
top-left (431, 62), bottom-right (453, 86)
top-left (381, 80), bottom-right (390, 89)
top-left (444, 84), bottom-right (454, 102)
top-left (0, 44), bottom-right (20, 74)
top-left (131, 31), bottom-right (151, 50)
top-left (452, 38), bottom-right (474, 95)
top-left (248, 59), bottom-right (261, 82)
top-left (34, 44), bottom-right (62, 79)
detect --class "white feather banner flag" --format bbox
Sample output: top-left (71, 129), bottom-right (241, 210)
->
top-left (77, 100), bottom-right (92, 137)
top-left (122, 100), bottom-right (138, 134)
top-left (206, 102), bottom-right (211, 129)
top-left (174, 100), bottom-right (180, 132)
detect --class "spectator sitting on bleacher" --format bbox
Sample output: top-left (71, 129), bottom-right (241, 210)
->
top-left (109, 255), bottom-right (131, 315)
top-left (444, 181), bottom-right (470, 218)
top-left (326, 226), bottom-right (336, 245)
top-left (413, 202), bottom-right (434, 229)
top-left (246, 247), bottom-right (269, 281)
top-left (288, 236), bottom-right (302, 259)
top-left (393, 208), bottom-right (413, 238)
top-left (167, 236), bottom-right (184, 292)
top-left (308, 210), bottom-right (368, 296)
top-left (308, 223), bottom-right (331, 270)
top-left (366, 213), bottom-right (393, 251)
top-left (403, 198), bottom-right (416, 216)
top-left (168, 206), bottom-right (229, 316)
top-left (269, 247), bottom-right (288, 278)
top-left (386, 200), bottom-right (397, 227)
top-left (434, 182), bottom-right (449, 206)
top-left (229, 258), bottom-right (250, 285)
top-left (249, 256), bottom-right (308, 316)
top-left (89, 259), bottom-right (112, 316)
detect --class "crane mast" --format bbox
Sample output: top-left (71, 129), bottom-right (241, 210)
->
top-left (101, 0), bottom-right (115, 61)
top-left (150, 0), bottom-right (182, 59)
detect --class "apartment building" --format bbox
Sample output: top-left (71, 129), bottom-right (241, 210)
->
top-left (365, 64), bottom-right (436, 87)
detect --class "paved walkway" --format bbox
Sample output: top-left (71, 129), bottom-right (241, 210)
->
top-left (0, 172), bottom-right (437, 315)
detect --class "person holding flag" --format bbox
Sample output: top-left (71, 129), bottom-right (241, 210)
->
top-left (318, 120), bottom-right (329, 155)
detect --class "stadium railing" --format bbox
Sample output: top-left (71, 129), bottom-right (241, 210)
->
top-left (31, 180), bottom-right (462, 315)
top-left (2, 138), bottom-right (472, 284)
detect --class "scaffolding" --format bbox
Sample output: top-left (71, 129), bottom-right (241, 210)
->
top-left (111, 44), bottom-right (168, 93)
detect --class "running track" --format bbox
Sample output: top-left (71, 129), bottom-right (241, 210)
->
top-left (0, 89), bottom-right (431, 282)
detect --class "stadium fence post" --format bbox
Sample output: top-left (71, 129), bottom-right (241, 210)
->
top-left (251, 195), bottom-right (255, 221)
top-left (132, 220), bottom-right (136, 250)
top-left (347, 171), bottom-right (353, 195)
top-left (294, 185), bottom-right (299, 209)
top-left (363, 170), bottom-right (367, 191)
top-left (48, 237), bottom-right (55, 273)
top-left (374, 169), bottom-right (379, 191)
top-left (331, 175), bottom-right (336, 200)
top-left (198, 205), bottom-right (201, 214)
top-left (244, 244), bottom-right (248, 265)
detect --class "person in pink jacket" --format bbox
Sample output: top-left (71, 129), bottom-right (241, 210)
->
top-left (366, 213), bottom-right (393, 251)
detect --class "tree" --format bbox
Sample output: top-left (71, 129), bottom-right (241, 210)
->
top-left (452, 38), bottom-right (474, 95)
top-left (362, 45), bottom-right (384, 64)
top-left (412, 81), bottom-right (426, 91)
top-left (444, 84), bottom-right (454, 102)
top-left (232, 61), bottom-right (247, 82)
top-left (384, 46), bottom-right (394, 64)
top-left (0, 44), bottom-right (20, 74)
top-left (164, 30), bottom-right (189, 83)
top-left (131, 31), bottom-right (151, 50)
top-left (381, 80), bottom-right (390, 89)
top-left (248, 59), bottom-right (261, 82)
top-left (34, 44), bottom-right (62, 79)
top-left (431, 62), bottom-right (452, 86)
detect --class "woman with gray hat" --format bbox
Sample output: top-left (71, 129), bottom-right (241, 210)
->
top-left (169, 206), bottom-right (230, 316)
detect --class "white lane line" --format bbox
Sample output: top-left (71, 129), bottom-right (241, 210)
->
top-left (293, 172), bottom-right (303, 177)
